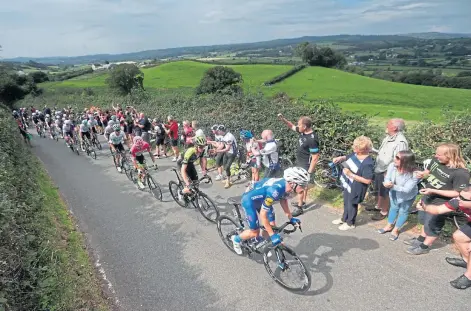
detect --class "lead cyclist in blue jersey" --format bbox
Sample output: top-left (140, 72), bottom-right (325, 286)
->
top-left (232, 167), bottom-right (309, 255)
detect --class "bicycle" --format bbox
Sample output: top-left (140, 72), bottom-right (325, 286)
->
top-left (131, 161), bottom-right (163, 201)
top-left (36, 122), bottom-right (46, 138)
top-left (168, 168), bottom-right (220, 223)
top-left (91, 131), bottom-right (103, 150)
top-left (64, 135), bottom-right (80, 155)
top-left (112, 149), bottom-right (134, 181)
top-left (50, 125), bottom-right (60, 142)
top-left (217, 198), bottom-right (311, 293)
top-left (82, 136), bottom-right (97, 159)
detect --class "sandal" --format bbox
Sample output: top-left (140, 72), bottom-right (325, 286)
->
top-left (377, 228), bottom-right (392, 234)
top-left (450, 274), bottom-right (471, 289)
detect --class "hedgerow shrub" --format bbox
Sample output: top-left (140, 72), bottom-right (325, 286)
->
top-left (263, 64), bottom-right (307, 86)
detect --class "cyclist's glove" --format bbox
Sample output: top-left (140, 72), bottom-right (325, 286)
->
top-left (270, 233), bottom-right (282, 246)
top-left (289, 217), bottom-right (301, 225)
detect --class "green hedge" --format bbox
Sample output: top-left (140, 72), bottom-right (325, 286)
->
top-left (263, 64), bottom-right (307, 86)
top-left (0, 105), bottom-right (108, 311)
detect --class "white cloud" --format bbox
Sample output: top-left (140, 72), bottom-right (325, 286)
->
top-left (0, 0), bottom-right (469, 58)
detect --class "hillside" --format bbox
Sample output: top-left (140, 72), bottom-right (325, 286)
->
top-left (43, 61), bottom-right (292, 90)
top-left (41, 61), bottom-right (471, 121)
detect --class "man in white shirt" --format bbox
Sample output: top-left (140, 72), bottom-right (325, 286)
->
top-left (259, 130), bottom-right (281, 178)
top-left (215, 125), bottom-right (237, 189)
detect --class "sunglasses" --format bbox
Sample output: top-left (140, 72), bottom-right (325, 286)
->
top-left (459, 194), bottom-right (471, 202)
top-left (395, 156), bottom-right (401, 160)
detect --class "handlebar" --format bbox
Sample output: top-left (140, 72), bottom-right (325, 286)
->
top-left (272, 221), bottom-right (301, 235)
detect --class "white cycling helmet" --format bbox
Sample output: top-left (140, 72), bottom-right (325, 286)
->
top-left (108, 120), bottom-right (115, 127)
top-left (284, 167), bottom-right (310, 187)
top-left (46, 114), bottom-right (50, 118)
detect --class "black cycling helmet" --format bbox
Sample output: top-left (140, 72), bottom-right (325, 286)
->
top-left (211, 124), bottom-right (219, 131)
top-left (217, 125), bottom-right (226, 132)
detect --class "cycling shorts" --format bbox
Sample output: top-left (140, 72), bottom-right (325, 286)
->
top-left (241, 194), bottom-right (275, 230)
top-left (64, 131), bottom-right (74, 138)
top-left (135, 154), bottom-right (145, 164)
top-left (81, 132), bottom-right (91, 140)
top-left (113, 143), bottom-right (125, 152)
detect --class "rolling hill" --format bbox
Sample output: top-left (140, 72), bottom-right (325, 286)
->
top-left (41, 61), bottom-right (471, 121)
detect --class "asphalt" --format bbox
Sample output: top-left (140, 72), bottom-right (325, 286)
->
top-left (31, 134), bottom-right (470, 311)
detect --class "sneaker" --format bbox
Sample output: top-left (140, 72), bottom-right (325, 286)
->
top-left (231, 235), bottom-right (243, 255)
top-left (224, 181), bottom-right (231, 189)
top-left (172, 157), bottom-right (177, 162)
top-left (332, 218), bottom-right (344, 225)
top-left (365, 205), bottom-right (381, 212)
top-left (446, 257), bottom-right (468, 268)
top-left (371, 213), bottom-right (387, 221)
top-left (117, 167), bottom-right (122, 173)
top-left (339, 223), bottom-right (355, 231)
top-left (403, 237), bottom-right (421, 247)
top-left (406, 245), bottom-right (430, 255)
top-left (215, 174), bottom-right (223, 181)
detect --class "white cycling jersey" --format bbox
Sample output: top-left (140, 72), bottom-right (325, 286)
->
top-left (109, 131), bottom-right (125, 145)
top-left (80, 123), bottom-right (90, 133)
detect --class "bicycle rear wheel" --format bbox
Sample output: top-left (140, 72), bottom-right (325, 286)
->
top-left (193, 192), bottom-right (220, 223)
top-left (281, 157), bottom-right (293, 170)
top-left (217, 215), bottom-right (243, 254)
top-left (147, 174), bottom-right (163, 201)
top-left (313, 160), bottom-right (339, 189)
top-left (169, 180), bottom-right (188, 208)
top-left (263, 245), bottom-right (311, 293)
top-left (90, 149), bottom-right (97, 159)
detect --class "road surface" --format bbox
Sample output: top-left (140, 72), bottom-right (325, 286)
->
top-left (32, 135), bottom-right (469, 311)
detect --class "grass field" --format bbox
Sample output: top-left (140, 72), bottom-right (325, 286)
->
top-left (41, 61), bottom-right (471, 121)
top-left (364, 65), bottom-right (471, 76)
top-left (43, 61), bottom-right (291, 90)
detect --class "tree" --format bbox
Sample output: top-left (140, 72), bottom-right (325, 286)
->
top-left (0, 70), bottom-right (41, 108)
top-left (196, 66), bottom-right (243, 95)
top-left (30, 71), bottom-right (49, 83)
top-left (106, 64), bottom-right (144, 95)
top-left (295, 43), bottom-right (346, 68)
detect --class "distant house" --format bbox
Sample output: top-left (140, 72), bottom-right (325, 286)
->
top-left (91, 61), bottom-right (137, 71)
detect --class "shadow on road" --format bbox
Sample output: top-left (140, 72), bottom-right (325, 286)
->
top-left (297, 232), bottom-right (380, 296)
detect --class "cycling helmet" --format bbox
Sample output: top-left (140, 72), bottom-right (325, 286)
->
top-left (133, 136), bottom-right (144, 147)
top-left (217, 125), bottom-right (226, 132)
top-left (108, 120), bottom-right (115, 127)
top-left (240, 130), bottom-right (253, 139)
top-left (112, 124), bottom-right (121, 131)
top-left (194, 136), bottom-right (206, 146)
top-left (211, 124), bottom-right (219, 131)
top-left (81, 120), bottom-right (88, 126)
top-left (56, 115), bottom-right (60, 119)
top-left (111, 115), bottom-right (117, 122)
top-left (284, 167), bottom-right (310, 187)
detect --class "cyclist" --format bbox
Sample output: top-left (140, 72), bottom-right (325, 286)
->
top-left (62, 119), bottom-right (75, 147)
top-left (179, 136), bottom-right (208, 194)
top-left (109, 124), bottom-right (126, 172)
top-left (55, 115), bottom-right (63, 138)
top-left (130, 136), bottom-right (156, 189)
top-left (103, 120), bottom-right (116, 143)
top-left (32, 112), bottom-right (41, 132)
top-left (231, 167), bottom-right (308, 255)
top-left (79, 119), bottom-right (92, 151)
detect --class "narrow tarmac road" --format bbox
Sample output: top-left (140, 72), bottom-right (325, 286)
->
top-left (32, 135), bottom-right (469, 311)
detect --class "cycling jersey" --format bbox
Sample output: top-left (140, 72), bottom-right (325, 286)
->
top-left (88, 119), bottom-right (97, 127)
top-left (109, 131), bottom-right (125, 145)
top-left (130, 142), bottom-right (151, 158)
top-left (80, 123), bottom-right (90, 133)
top-left (62, 123), bottom-right (73, 133)
top-left (241, 178), bottom-right (289, 229)
top-left (182, 147), bottom-right (203, 164)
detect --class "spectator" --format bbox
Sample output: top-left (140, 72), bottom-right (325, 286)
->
top-left (406, 143), bottom-right (469, 255)
top-left (418, 187), bottom-right (471, 289)
top-left (240, 130), bottom-right (261, 186)
top-left (191, 120), bottom-right (205, 139)
top-left (369, 118), bottom-right (409, 221)
top-left (164, 115), bottom-right (180, 162)
top-left (135, 113), bottom-right (152, 144)
top-left (208, 124), bottom-right (224, 177)
top-left (331, 136), bottom-right (375, 230)
top-left (182, 120), bottom-right (194, 147)
top-left (278, 114), bottom-right (320, 216)
top-left (259, 129), bottom-right (281, 178)
top-left (377, 150), bottom-right (419, 240)
top-left (152, 119), bottom-right (167, 158)
top-left (215, 125), bottom-right (237, 189)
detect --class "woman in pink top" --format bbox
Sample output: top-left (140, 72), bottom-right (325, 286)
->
top-left (182, 120), bottom-right (194, 147)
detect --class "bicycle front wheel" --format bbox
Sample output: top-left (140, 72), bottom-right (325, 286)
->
top-left (263, 245), bottom-right (311, 293)
top-left (217, 215), bottom-right (243, 254)
top-left (90, 149), bottom-right (97, 159)
top-left (194, 192), bottom-right (220, 223)
top-left (169, 180), bottom-right (188, 208)
top-left (147, 174), bottom-right (163, 201)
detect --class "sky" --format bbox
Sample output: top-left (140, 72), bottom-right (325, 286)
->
top-left (0, 0), bottom-right (470, 58)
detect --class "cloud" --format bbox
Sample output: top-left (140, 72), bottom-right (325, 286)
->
top-left (0, 0), bottom-right (470, 58)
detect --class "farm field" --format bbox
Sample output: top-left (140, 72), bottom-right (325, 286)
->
top-left (363, 64), bottom-right (471, 76)
top-left (41, 61), bottom-right (471, 121)
top-left (43, 61), bottom-right (292, 91)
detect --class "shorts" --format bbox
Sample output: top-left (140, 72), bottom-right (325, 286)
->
top-left (92, 127), bottom-right (97, 134)
top-left (156, 137), bottom-right (165, 146)
top-left (64, 131), bottom-right (73, 138)
top-left (171, 138), bottom-right (178, 147)
top-left (81, 132), bottom-right (91, 140)
top-left (135, 154), bottom-right (145, 165)
top-left (184, 163), bottom-right (199, 182)
top-left (459, 222), bottom-right (471, 239)
top-left (112, 143), bottom-right (125, 152)
top-left (373, 172), bottom-right (389, 197)
top-left (126, 124), bottom-right (133, 135)
top-left (418, 211), bottom-right (446, 237)
top-left (249, 157), bottom-right (261, 169)
top-left (141, 132), bottom-right (150, 144)
top-left (241, 194), bottom-right (276, 230)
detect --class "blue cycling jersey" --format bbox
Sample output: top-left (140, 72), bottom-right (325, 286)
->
top-left (241, 178), bottom-right (288, 229)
